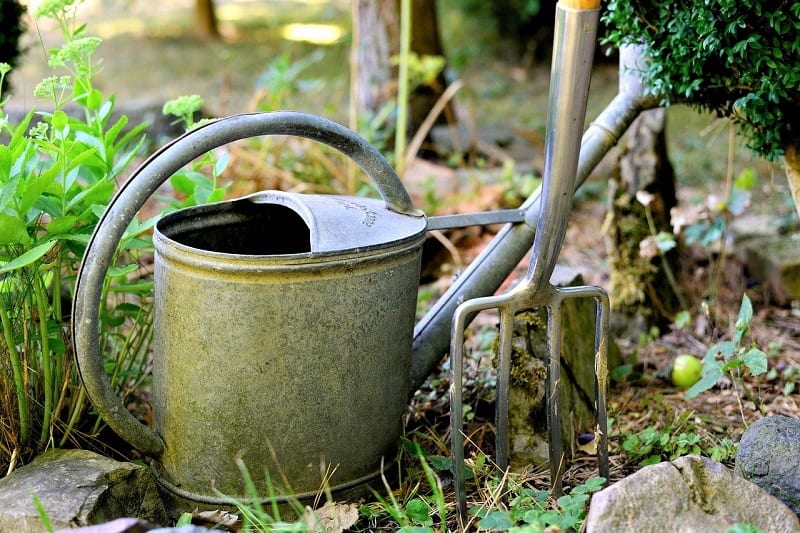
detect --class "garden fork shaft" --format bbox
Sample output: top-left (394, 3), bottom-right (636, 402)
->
top-left (450, 0), bottom-right (607, 523)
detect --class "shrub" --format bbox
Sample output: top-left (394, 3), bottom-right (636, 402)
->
top-left (0, 0), bottom-right (25, 85)
top-left (602, 0), bottom-right (800, 162)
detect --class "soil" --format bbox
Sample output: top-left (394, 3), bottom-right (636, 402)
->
top-left (10, 0), bottom-right (800, 527)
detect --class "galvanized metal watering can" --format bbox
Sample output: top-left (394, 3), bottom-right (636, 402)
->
top-left (73, 30), bottom-right (657, 513)
top-left (73, 112), bottom-right (428, 505)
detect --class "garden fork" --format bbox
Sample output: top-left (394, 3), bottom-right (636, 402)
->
top-left (450, 0), bottom-right (609, 522)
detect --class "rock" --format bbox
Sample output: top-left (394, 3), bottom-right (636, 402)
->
top-left (585, 455), bottom-right (800, 532)
top-left (429, 122), bottom-right (539, 168)
top-left (736, 414), bottom-right (800, 515)
top-left (0, 449), bottom-right (168, 532)
top-left (58, 517), bottom-right (212, 532)
top-left (743, 234), bottom-right (800, 306)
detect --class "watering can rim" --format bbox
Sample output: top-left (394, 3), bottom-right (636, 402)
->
top-left (154, 189), bottom-right (428, 258)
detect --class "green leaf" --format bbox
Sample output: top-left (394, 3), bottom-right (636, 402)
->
top-left (742, 348), bottom-right (768, 376)
top-left (108, 264), bottom-right (139, 277)
top-left (86, 89), bottom-right (103, 110)
top-left (52, 109), bottom-right (68, 130)
top-left (67, 180), bottom-right (114, 211)
top-left (707, 341), bottom-right (736, 360)
top-left (19, 164), bottom-right (61, 215)
top-left (478, 510), bottom-right (514, 530)
top-left (734, 294), bottom-right (754, 345)
top-left (214, 150), bottom-right (230, 177)
top-left (655, 231), bottom-right (677, 252)
top-left (0, 240), bottom-right (57, 274)
top-left (674, 310), bottom-right (692, 329)
top-left (426, 455), bottom-right (452, 471)
top-left (404, 498), bottom-right (432, 526)
top-left (175, 513), bottom-right (193, 527)
top-left (206, 187), bottom-right (226, 204)
top-left (0, 214), bottom-right (31, 245)
top-left (170, 173), bottom-right (197, 196)
top-left (734, 167), bottom-right (756, 190)
top-left (685, 366), bottom-right (723, 399)
top-left (31, 493), bottom-right (53, 533)
top-left (45, 215), bottom-right (78, 235)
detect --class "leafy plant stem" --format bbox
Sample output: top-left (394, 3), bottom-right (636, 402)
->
top-left (644, 205), bottom-right (687, 311)
top-left (33, 272), bottom-right (53, 449)
top-left (0, 297), bottom-right (29, 444)
top-left (395, 0), bottom-right (411, 176)
top-left (732, 367), bottom-right (765, 421)
top-left (58, 386), bottom-right (85, 448)
top-left (709, 125), bottom-right (738, 306)
top-left (416, 444), bottom-right (447, 532)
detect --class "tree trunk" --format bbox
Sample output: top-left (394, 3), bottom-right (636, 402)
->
top-left (352, 0), bottom-right (398, 121)
top-left (351, 0), bottom-right (448, 134)
top-left (603, 107), bottom-right (681, 331)
top-left (784, 144), bottom-right (800, 218)
top-left (408, 0), bottom-right (449, 134)
top-left (195, 0), bottom-right (220, 39)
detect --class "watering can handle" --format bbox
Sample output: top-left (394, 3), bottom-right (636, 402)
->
top-left (72, 111), bottom-right (422, 456)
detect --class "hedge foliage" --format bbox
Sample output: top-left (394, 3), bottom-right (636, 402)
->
top-left (0, 0), bottom-right (25, 75)
top-left (602, 0), bottom-right (800, 161)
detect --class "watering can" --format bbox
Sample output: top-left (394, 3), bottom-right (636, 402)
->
top-left (73, 112), bottom-right (430, 506)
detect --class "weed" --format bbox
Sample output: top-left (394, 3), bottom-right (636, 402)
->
top-left (621, 426), bottom-right (702, 466)
top-left (498, 160), bottom-right (541, 207)
top-left (610, 325), bottom-right (659, 382)
top-left (217, 457), bottom-right (308, 532)
top-left (470, 476), bottom-right (605, 532)
top-left (360, 439), bottom-right (449, 532)
top-left (766, 359), bottom-right (800, 396)
top-left (614, 407), bottom-right (738, 466)
top-left (685, 294), bottom-right (768, 419)
top-left (32, 493), bottom-right (54, 533)
top-left (0, 0), bottom-right (152, 465)
top-left (0, 0), bottom-right (223, 473)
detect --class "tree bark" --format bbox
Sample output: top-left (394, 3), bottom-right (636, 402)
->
top-left (784, 144), bottom-right (800, 218)
top-left (195, 0), bottom-right (220, 39)
top-left (603, 107), bottom-right (681, 330)
top-left (351, 0), bottom-right (448, 134)
top-left (408, 0), bottom-right (449, 133)
top-left (352, 0), bottom-right (398, 120)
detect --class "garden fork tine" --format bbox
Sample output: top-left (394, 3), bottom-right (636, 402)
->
top-left (450, 0), bottom-right (607, 523)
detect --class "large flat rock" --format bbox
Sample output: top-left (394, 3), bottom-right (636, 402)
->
top-left (0, 449), bottom-right (167, 532)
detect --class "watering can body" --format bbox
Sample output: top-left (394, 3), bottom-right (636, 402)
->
top-left (73, 112), bottom-right (426, 506)
top-left (151, 192), bottom-right (425, 501)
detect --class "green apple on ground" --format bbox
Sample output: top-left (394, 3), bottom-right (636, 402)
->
top-left (671, 354), bottom-right (702, 389)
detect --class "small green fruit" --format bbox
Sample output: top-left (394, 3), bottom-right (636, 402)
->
top-left (671, 354), bottom-right (702, 389)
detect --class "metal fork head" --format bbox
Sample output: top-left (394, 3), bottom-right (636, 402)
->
top-left (449, 281), bottom-right (610, 524)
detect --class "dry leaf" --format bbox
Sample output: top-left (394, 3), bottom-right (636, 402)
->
top-left (193, 509), bottom-right (240, 529)
top-left (302, 501), bottom-right (360, 533)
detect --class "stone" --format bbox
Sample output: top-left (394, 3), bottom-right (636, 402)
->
top-left (743, 234), bottom-right (800, 305)
top-left (585, 455), bottom-right (800, 532)
top-left (59, 517), bottom-right (212, 532)
top-left (736, 414), bottom-right (800, 515)
top-left (429, 122), bottom-right (539, 168)
top-left (508, 266), bottom-right (621, 469)
top-left (0, 449), bottom-right (168, 532)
